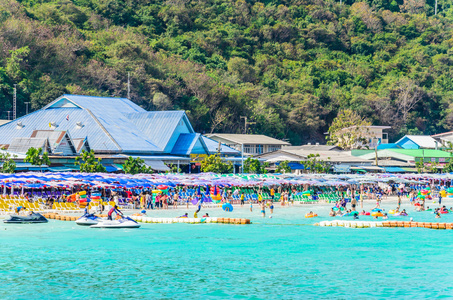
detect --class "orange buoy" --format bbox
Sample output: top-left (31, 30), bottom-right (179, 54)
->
top-left (396, 222), bottom-right (404, 227)
top-left (403, 222), bottom-right (411, 228)
top-left (432, 223), bottom-right (439, 229)
top-left (438, 223), bottom-right (446, 229)
top-left (417, 222), bottom-right (424, 228)
top-left (235, 218), bottom-right (241, 224)
top-left (410, 222), bottom-right (417, 228)
top-left (446, 223), bottom-right (453, 229)
top-left (241, 219), bottom-right (247, 224)
top-left (224, 218), bottom-right (230, 224)
top-left (217, 218), bottom-right (224, 223)
top-left (390, 222), bottom-right (397, 227)
top-left (245, 219), bottom-right (251, 224)
top-left (425, 223), bottom-right (432, 229)
top-left (382, 222), bottom-right (390, 227)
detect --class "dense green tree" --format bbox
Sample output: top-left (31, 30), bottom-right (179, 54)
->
top-left (122, 157), bottom-right (151, 174)
top-left (74, 149), bottom-right (106, 173)
top-left (200, 154), bottom-right (233, 173)
top-left (0, 148), bottom-right (16, 173)
top-left (243, 157), bottom-right (268, 174)
top-left (0, 0), bottom-right (451, 141)
top-left (24, 147), bottom-right (50, 172)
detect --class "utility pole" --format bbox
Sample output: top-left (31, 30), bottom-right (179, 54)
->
top-left (24, 102), bottom-right (29, 115)
top-left (375, 146), bottom-right (378, 168)
top-left (13, 84), bottom-right (16, 120)
top-left (127, 72), bottom-right (130, 99)
top-left (240, 116), bottom-right (256, 134)
top-left (435, 0), bottom-right (438, 15)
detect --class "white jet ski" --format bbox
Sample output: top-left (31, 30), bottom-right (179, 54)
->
top-left (76, 214), bottom-right (104, 226)
top-left (90, 216), bottom-right (140, 229)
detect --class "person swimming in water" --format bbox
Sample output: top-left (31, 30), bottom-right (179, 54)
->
top-left (179, 213), bottom-right (188, 218)
top-left (203, 213), bottom-right (209, 218)
top-left (329, 208), bottom-right (336, 217)
top-left (107, 205), bottom-right (123, 220)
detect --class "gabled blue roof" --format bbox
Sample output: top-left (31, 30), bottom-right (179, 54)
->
top-left (46, 95), bottom-right (160, 153)
top-left (0, 94), bottom-right (208, 155)
top-left (0, 108), bottom-right (120, 152)
top-left (171, 133), bottom-right (209, 155)
top-left (127, 111), bottom-right (193, 151)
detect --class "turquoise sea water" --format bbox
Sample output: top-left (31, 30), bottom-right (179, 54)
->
top-left (1, 200), bottom-right (453, 299)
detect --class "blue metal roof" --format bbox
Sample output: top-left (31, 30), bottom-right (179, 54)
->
top-left (377, 143), bottom-right (400, 150)
top-left (171, 133), bottom-right (200, 155)
top-left (127, 111), bottom-right (192, 151)
top-left (202, 136), bottom-right (240, 155)
top-left (51, 95), bottom-right (160, 153)
top-left (0, 108), bottom-right (120, 152)
top-left (0, 94), bottom-right (227, 156)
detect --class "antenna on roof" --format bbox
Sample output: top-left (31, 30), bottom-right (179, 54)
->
top-left (13, 84), bottom-right (16, 120)
top-left (127, 72), bottom-right (130, 99)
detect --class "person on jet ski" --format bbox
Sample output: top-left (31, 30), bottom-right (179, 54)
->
top-left (108, 205), bottom-right (123, 220)
top-left (15, 206), bottom-right (27, 214)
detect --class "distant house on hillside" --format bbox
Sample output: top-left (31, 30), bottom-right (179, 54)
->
top-left (335, 125), bottom-right (391, 149)
top-left (394, 135), bottom-right (439, 149)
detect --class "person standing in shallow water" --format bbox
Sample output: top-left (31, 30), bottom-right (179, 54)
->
top-left (351, 194), bottom-right (357, 212)
top-left (261, 201), bottom-right (266, 217)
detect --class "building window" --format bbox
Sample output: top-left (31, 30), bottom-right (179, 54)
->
top-left (267, 145), bottom-right (281, 152)
top-left (383, 133), bottom-right (388, 140)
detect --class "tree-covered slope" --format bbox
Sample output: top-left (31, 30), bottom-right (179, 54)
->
top-left (0, 0), bottom-right (452, 144)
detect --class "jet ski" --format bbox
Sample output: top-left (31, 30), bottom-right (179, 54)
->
top-left (90, 216), bottom-right (140, 229)
top-left (75, 214), bottom-right (104, 226)
top-left (4, 212), bottom-right (48, 224)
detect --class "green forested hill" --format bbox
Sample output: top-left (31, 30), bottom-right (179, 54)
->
top-left (0, 0), bottom-right (452, 144)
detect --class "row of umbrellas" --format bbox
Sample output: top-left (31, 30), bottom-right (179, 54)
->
top-left (0, 172), bottom-right (448, 189)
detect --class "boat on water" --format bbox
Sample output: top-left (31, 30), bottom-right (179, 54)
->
top-left (90, 217), bottom-right (140, 229)
top-left (75, 214), bottom-right (104, 226)
top-left (3, 212), bottom-right (48, 224)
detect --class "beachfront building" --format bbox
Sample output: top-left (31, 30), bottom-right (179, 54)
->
top-left (352, 148), bottom-right (452, 172)
top-left (0, 94), bottom-right (239, 172)
top-left (205, 134), bottom-right (290, 156)
top-left (256, 148), bottom-right (373, 173)
top-left (334, 125), bottom-right (391, 149)
top-left (432, 131), bottom-right (453, 148)
top-left (393, 135), bottom-right (440, 149)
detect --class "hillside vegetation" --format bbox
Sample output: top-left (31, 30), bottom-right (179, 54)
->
top-left (0, 0), bottom-right (452, 144)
